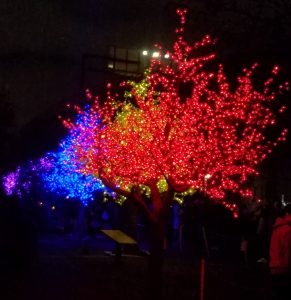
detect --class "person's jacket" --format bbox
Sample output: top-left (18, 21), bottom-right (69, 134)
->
top-left (269, 214), bottom-right (291, 274)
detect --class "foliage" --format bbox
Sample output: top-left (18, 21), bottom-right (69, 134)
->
top-left (70, 9), bottom-right (287, 207)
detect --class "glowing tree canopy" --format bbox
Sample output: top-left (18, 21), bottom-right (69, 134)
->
top-left (41, 106), bottom-right (109, 204)
top-left (3, 166), bottom-right (24, 197)
top-left (71, 9), bottom-right (287, 214)
top-left (2, 160), bottom-right (45, 198)
top-left (2, 106), bottom-right (109, 205)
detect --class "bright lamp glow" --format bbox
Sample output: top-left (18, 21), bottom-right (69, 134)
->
top-left (152, 51), bottom-right (160, 58)
top-left (204, 174), bottom-right (212, 180)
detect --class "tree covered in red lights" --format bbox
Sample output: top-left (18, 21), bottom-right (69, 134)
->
top-left (69, 8), bottom-right (288, 275)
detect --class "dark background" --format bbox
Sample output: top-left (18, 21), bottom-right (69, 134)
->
top-left (1, 0), bottom-right (291, 201)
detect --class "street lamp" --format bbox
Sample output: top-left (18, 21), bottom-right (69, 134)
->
top-left (152, 51), bottom-right (160, 58)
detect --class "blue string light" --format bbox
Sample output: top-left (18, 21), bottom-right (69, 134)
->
top-left (41, 106), bottom-right (108, 205)
top-left (2, 107), bottom-right (109, 205)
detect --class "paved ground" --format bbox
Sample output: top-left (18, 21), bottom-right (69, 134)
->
top-left (0, 234), bottom-right (271, 300)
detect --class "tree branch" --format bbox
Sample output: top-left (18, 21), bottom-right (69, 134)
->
top-left (146, 179), bottom-right (164, 220)
top-left (130, 186), bottom-right (153, 222)
top-left (99, 172), bottom-right (130, 198)
top-left (167, 176), bottom-right (192, 193)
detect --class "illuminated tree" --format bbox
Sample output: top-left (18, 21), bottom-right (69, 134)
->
top-left (2, 106), bottom-right (109, 205)
top-left (2, 166), bottom-right (24, 197)
top-left (41, 106), bottom-right (109, 205)
top-left (2, 159), bottom-right (45, 199)
top-left (69, 8), bottom-right (287, 279)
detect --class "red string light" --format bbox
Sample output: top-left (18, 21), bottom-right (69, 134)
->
top-left (67, 9), bottom-right (287, 207)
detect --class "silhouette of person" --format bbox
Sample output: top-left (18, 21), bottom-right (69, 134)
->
top-left (269, 203), bottom-right (291, 300)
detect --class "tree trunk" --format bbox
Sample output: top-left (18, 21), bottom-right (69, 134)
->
top-left (123, 182), bottom-right (172, 299)
top-left (145, 217), bottom-right (165, 299)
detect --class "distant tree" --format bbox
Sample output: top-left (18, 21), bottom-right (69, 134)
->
top-left (2, 106), bottom-right (109, 205)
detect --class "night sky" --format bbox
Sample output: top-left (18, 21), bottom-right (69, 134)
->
top-left (0, 0), bottom-right (167, 127)
top-left (1, 0), bottom-right (291, 198)
top-left (0, 0), bottom-right (169, 164)
top-left (1, 0), bottom-right (291, 126)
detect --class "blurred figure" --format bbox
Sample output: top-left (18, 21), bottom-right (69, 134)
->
top-left (256, 203), bottom-right (273, 263)
top-left (238, 202), bottom-right (256, 264)
top-left (269, 203), bottom-right (291, 300)
top-left (181, 194), bottom-right (205, 261)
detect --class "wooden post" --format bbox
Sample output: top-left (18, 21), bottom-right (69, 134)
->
top-left (202, 226), bottom-right (210, 257)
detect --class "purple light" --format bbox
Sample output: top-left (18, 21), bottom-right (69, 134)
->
top-left (2, 167), bottom-right (21, 196)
